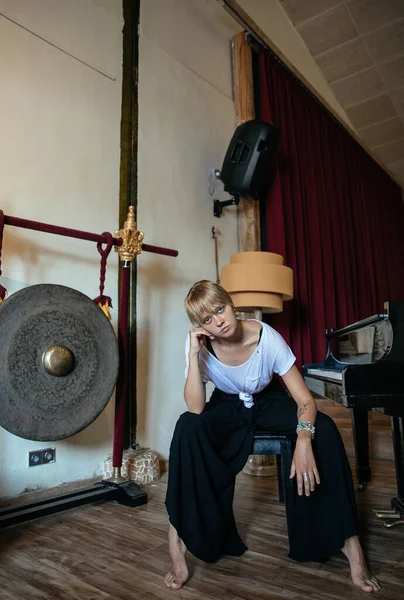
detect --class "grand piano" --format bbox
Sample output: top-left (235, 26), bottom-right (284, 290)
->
top-left (303, 301), bottom-right (404, 523)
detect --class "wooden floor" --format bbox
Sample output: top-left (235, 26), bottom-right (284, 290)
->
top-left (0, 460), bottom-right (403, 600)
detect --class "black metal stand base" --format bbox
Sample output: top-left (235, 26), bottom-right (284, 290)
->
top-left (99, 479), bottom-right (148, 507)
top-left (0, 479), bottom-right (147, 529)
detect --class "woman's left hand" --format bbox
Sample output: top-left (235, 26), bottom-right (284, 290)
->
top-left (289, 435), bottom-right (320, 496)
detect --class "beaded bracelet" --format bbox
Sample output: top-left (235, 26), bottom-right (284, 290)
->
top-left (296, 420), bottom-right (316, 439)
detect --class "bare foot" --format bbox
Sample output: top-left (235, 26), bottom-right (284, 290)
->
top-left (341, 536), bottom-right (380, 592)
top-left (164, 523), bottom-right (189, 590)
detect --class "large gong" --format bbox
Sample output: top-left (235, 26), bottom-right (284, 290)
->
top-left (0, 284), bottom-right (119, 441)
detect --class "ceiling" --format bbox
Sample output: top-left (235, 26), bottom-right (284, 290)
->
top-left (279, 0), bottom-right (404, 189)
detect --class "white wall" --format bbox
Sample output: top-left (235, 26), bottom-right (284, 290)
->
top-left (0, 0), bottom-right (123, 497)
top-left (136, 0), bottom-right (240, 455)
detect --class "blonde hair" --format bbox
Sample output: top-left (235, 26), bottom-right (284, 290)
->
top-left (185, 280), bottom-right (234, 325)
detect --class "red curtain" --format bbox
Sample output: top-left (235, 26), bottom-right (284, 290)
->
top-left (258, 49), bottom-right (404, 369)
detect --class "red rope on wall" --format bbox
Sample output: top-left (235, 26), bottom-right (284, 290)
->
top-left (93, 232), bottom-right (114, 318)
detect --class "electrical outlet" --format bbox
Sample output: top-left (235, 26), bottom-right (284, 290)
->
top-left (28, 448), bottom-right (56, 467)
top-left (43, 448), bottom-right (56, 464)
top-left (28, 451), bottom-right (43, 467)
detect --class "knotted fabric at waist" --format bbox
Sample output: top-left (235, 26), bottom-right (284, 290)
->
top-left (209, 381), bottom-right (285, 407)
top-left (238, 391), bottom-right (254, 408)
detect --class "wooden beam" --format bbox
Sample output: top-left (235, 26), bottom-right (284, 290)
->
top-left (232, 31), bottom-right (260, 253)
top-left (224, 0), bottom-right (402, 190)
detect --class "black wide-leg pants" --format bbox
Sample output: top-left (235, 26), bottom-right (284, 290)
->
top-left (165, 385), bottom-right (358, 563)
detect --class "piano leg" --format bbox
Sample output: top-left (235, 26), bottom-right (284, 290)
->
top-left (373, 416), bottom-right (404, 527)
top-left (350, 407), bottom-right (371, 490)
top-left (391, 416), bottom-right (404, 510)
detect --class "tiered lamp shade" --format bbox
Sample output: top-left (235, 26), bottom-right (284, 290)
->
top-left (221, 252), bottom-right (293, 313)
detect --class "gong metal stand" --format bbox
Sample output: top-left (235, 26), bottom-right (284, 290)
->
top-left (0, 207), bottom-right (178, 529)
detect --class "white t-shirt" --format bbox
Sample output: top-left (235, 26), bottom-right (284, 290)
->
top-left (184, 320), bottom-right (296, 407)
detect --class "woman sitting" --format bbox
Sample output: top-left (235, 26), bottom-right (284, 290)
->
top-left (164, 280), bottom-right (380, 593)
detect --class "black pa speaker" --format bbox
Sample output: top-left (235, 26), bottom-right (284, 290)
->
top-left (220, 119), bottom-right (280, 200)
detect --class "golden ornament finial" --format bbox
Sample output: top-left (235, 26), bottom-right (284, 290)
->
top-left (114, 206), bottom-right (144, 262)
top-left (97, 300), bottom-right (112, 320)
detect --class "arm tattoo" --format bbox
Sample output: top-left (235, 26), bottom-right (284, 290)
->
top-left (297, 403), bottom-right (308, 419)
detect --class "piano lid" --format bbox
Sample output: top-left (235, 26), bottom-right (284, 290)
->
top-left (337, 319), bottom-right (392, 365)
top-left (303, 301), bottom-right (404, 407)
top-left (306, 301), bottom-right (404, 373)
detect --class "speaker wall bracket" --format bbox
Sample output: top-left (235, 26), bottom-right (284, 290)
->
top-left (213, 196), bottom-right (239, 218)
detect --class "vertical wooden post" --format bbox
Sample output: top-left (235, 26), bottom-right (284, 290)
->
top-left (232, 32), bottom-right (260, 253)
top-left (232, 32), bottom-right (276, 477)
